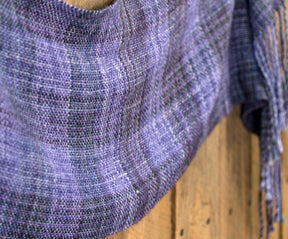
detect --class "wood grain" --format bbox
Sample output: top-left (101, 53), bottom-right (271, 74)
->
top-left (107, 106), bottom-right (236, 239)
top-left (281, 128), bottom-right (288, 239)
top-left (62, 0), bottom-right (115, 11)
top-left (106, 105), bottom-right (287, 239)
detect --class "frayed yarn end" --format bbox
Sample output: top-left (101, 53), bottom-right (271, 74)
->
top-left (251, 1), bottom-right (288, 238)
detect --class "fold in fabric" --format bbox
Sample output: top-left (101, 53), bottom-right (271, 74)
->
top-left (1, 0), bottom-right (288, 238)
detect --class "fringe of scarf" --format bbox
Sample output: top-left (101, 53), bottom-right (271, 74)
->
top-left (252, 0), bottom-right (288, 238)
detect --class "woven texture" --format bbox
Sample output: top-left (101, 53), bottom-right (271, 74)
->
top-left (1, 0), bottom-right (288, 238)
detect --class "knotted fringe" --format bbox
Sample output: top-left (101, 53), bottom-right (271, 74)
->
top-left (252, 1), bottom-right (288, 238)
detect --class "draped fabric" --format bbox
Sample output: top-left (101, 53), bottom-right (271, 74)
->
top-left (1, 0), bottom-right (288, 238)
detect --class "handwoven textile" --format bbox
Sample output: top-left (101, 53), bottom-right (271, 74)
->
top-left (1, 0), bottom-right (288, 238)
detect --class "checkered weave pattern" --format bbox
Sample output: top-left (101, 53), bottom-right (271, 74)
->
top-left (1, 0), bottom-right (288, 238)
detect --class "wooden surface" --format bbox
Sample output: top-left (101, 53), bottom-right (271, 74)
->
top-left (63, 0), bottom-right (115, 11)
top-left (60, 1), bottom-right (288, 238)
top-left (105, 105), bottom-right (288, 239)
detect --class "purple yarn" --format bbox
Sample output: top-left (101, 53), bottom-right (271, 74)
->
top-left (1, 0), bottom-right (288, 238)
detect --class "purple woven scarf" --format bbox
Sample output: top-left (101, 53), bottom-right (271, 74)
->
top-left (1, 0), bottom-right (288, 238)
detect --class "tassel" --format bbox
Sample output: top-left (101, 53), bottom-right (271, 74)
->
top-left (251, 1), bottom-right (288, 238)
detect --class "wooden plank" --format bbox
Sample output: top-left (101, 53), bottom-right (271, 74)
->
top-left (280, 128), bottom-right (288, 239)
top-left (63, 0), bottom-right (114, 10)
top-left (107, 106), bottom-right (284, 239)
top-left (173, 108), bottom-right (224, 239)
top-left (219, 106), bottom-right (253, 239)
top-left (250, 134), bottom-right (261, 239)
top-left (280, 1), bottom-right (288, 238)
top-left (106, 107), bottom-right (279, 239)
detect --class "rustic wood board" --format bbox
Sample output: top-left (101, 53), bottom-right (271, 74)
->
top-left (106, 104), bottom-right (286, 239)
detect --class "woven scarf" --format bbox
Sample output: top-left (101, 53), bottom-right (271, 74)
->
top-left (1, 0), bottom-right (288, 238)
